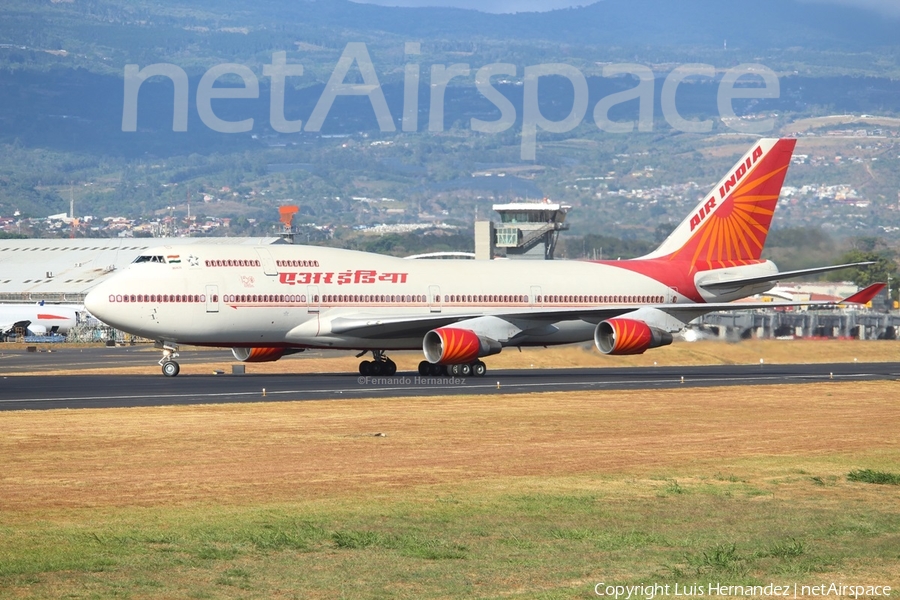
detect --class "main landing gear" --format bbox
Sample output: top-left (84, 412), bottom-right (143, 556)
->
top-left (357, 350), bottom-right (397, 376)
top-left (158, 343), bottom-right (180, 377)
top-left (417, 360), bottom-right (487, 377)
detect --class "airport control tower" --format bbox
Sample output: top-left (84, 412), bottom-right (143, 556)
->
top-left (475, 200), bottom-right (570, 260)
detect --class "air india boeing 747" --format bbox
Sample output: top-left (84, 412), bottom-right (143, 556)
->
top-left (84, 138), bottom-right (884, 377)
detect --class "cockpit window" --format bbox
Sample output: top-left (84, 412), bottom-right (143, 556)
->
top-left (132, 255), bottom-right (166, 264)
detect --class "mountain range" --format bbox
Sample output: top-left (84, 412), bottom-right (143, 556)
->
top-left (4, 0), bottom-right (899, 77)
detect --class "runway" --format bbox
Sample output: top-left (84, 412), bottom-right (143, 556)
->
top-left (2, 346), bottom-right (898, 410)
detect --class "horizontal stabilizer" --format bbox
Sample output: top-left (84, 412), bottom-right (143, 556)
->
top-left (841, 283), bottom-right (886, 305)
top-left (698, 262), bottom-right (874, 292)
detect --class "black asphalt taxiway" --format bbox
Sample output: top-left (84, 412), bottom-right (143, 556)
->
top-left (1, 346), bottom-right (898, 410)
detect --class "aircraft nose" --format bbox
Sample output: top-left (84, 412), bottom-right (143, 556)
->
top-left (84, 286), bottom-right (109, 321)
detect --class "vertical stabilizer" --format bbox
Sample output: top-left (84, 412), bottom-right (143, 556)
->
top-left (642, 138), bottom-right (796, 266)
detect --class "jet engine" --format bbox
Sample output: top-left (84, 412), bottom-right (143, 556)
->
top-left (231, 347), bottom-right (305, 362)
top-left (422, 327), bottom-right (502, 365)
top-left (594, 318), bottom-right (673, 355)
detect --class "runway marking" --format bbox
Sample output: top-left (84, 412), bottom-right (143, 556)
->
top-left (4, 372), bottom-right (893, 406)
top-left (273, 372), bottom-right (885, 396)
top-left (6, 390), bottom-right (274, 404)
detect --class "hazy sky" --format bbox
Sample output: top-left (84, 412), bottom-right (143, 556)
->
top-left (351, 0), bottom-right (587, 11)
top-left (814, 0), bottom-right (900, 17)
top-left (351, 0), bottom-right (900, 16)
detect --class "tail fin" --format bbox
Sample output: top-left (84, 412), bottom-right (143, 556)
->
top-left (642, 138), bottom-right (797, 265)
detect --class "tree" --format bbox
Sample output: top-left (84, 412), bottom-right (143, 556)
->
top-left (653, 223), bottom-right (676, 244)
top-left (833, 248), bottom-right (898, 298)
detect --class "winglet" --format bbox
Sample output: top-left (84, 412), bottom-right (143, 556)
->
top-left (842, 283), bottom-right (886, 305)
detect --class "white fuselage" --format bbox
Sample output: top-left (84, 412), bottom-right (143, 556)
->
top-left (84, 243), bottom-right (776, 351)
top-left (0, 303), bottom-right (82, 336)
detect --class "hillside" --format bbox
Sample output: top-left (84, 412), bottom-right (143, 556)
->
top-left (3, 0), bottom-right (899, 76)
top-left (1, 0), bottom-right (899, 244)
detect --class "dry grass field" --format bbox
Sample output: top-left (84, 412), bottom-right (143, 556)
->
top-left (1, 379), bottom-right (899, 598)
top-left (781, 115), bottom-right (900, 135)
top-left (697, 121), bottom-right (900, 163)
top-left (1, 382), bottom-right (898, 509)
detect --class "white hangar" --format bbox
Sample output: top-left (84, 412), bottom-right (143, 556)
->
top-left (0, 237), bottom-right (283, 303)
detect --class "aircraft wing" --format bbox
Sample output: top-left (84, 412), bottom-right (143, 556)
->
top-left (328, 307), bottom-right (631, 338)
top-left (326, 283), bottom-right (885, 339)
top-left (0, 320), bottom-right (30, 335)
top-left (697, 262), bottom-right (874, 292)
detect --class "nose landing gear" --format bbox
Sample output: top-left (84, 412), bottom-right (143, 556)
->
top-left (357, 350), bottom-right (397, 376)
top-left (157, 343), bottom-right (180, 377)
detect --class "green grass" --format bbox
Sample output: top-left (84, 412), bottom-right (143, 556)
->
top-left (2, 476), bottom-right (899, 598)
top-left (848, 469), bottom-right (900, 486)
top-left (659, 480), bottom-right (687, 496)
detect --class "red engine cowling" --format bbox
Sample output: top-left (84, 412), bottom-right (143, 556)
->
top-left (231, 347), bottom-right (304, 363)
top-left (423, 328), bottom-right (502, 365)
top-left (594, 319), bottom-right (673, 355)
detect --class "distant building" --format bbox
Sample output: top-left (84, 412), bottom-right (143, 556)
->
top-left (475, 201), bottom-right (570, 260)
top-left (0, 237), bottom-right (282, 303)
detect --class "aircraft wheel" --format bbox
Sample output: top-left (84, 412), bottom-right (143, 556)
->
top-left (459, 363), bottom-right (472, 376)
top-left (359, 360), bottom-right (372, 376)
top-left (384, 360), bottom-right (397, 376)
top-left (472, 361), bottom-right (487, 377)
top-left (449, 364), bottom-right (461, 376)
top-left (162, 361), bottom-right (180, 377)
top-left (370, 361), bottom-right (384, 376)
top-left (428, 363), bottom-right (443, 376)
top-left (418, 360), bottom-right (430, 375)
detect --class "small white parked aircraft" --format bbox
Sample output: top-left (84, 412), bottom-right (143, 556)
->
top-left (0, 301), bottom-right (82, 339)
top-left (84, 138), bottom-right (883, 376)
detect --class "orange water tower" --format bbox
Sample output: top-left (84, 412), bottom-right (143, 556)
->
top-left (278, 205), bottom-right (300, 243)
